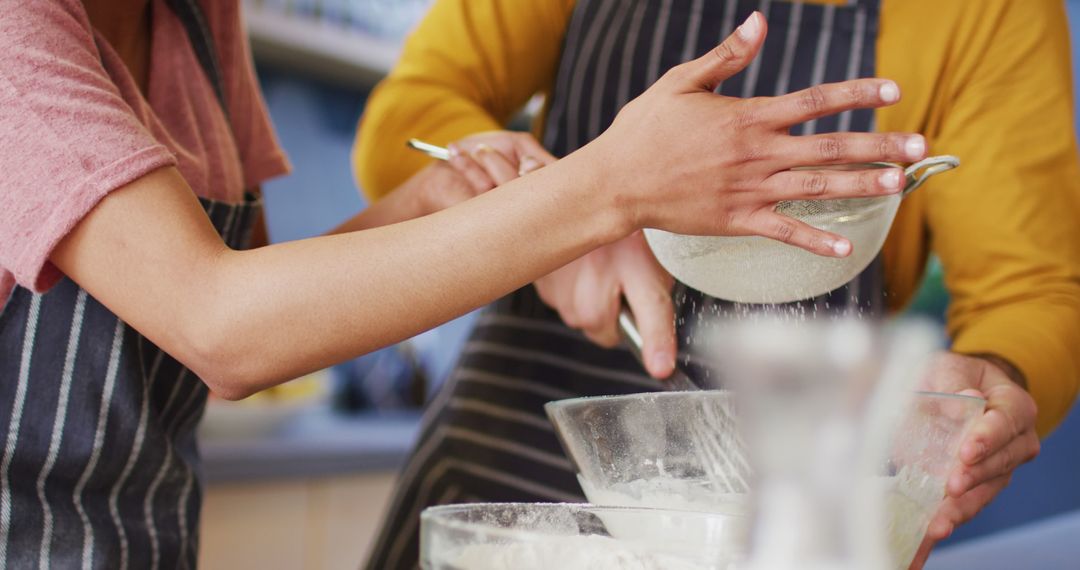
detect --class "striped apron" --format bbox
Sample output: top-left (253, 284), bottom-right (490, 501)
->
top-left (0, 2), bottom-right (254, 569)
top-left (367, 1), bottom-right (884, 568)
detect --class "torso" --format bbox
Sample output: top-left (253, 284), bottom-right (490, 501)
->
top-left (0, 2), bottom-right (262, 568)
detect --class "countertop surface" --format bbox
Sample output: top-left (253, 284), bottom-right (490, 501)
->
top-left (199, 407), bottom-right (421, 484)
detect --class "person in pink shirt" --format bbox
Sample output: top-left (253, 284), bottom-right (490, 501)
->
top-left (0, 2), bottom-right (926, 567)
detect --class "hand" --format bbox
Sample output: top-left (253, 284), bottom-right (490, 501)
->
top-left (534, 232), bottom-right (677, 378)
top-left (584, 11), bottom-right (927, 256)
top-left (397, 131), bottom-right (557, 217)
top-left (432, 136), bottom-right (679, 377)
top-left (907, 352), bottom-right (1040, 569)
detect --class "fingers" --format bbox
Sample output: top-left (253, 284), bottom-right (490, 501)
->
top-left (764, 167), bottom-right (904, 201)
top-left (471, 144), bottom-right (520, 185)
top-left (948, 427), bottom-right (1039, 496)
top-left (958, 382), bottom-right (1038, 465)
top-left (447, 144), bottom-right (496, 192)
top-left (621, 274), bottom-right (676, 379)
top-left (679, 12), bottom-right (767, 91)
top-left (908, 537), bottom-right (935, 570)
top-left (511, 134), bottom-right (559, 175)
top-left (743, 210), bottom-right (852, 258)
top-left (778, 132), bottom-right (927, 168)
top-left (763, 78), bottom-right (902, 127)
top-left (575, 277), bottom-right (622, 349)
top-left (927, 475), bottom-right (1012, 541)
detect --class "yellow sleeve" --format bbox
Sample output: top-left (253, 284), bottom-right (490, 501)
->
top-left (352, 0), bottom-right (576, 200)
top-left (911, 0), bottom-right (1080, 435)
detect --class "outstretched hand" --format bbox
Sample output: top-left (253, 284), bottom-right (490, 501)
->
top-left (588, 11), bottom-right (927, 257)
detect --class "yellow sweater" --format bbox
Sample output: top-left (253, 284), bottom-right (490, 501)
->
top-left (354, 0), bottom-right (1080, 436)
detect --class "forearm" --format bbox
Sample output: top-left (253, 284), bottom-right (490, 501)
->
top-left (329, 175), bottom-right (430, 233)
top-left (56, 155), bottom-right (616, 399)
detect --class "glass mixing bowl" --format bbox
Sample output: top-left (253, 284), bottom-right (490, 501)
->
top-left (545, 390), bottom-right (984, 569)
top-left (421, 502), bottom-right (747, 570)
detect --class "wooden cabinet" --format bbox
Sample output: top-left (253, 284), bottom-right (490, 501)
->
top-left (199, 472), bottom-right (397, 569)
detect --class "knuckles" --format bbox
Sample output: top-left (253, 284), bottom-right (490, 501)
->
top-left (803, 172), bottom-right (829, 197)
top-left (712, 40), bottom-right (741, 65)
top-left (817, 136), bottom-right (845, 162)
top-left (843, 82), bottom-right (867, 107)
top-left (773, 219), bottom-right (797, 244)
top-left (879, 134), bottom-right (901, 161)
top-left (798, 85), bottom-right (828, 116)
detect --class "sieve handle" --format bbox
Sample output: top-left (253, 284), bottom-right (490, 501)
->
top-left (617, 303), bottom-right (701, 392)
top-left (901, 155), bottom-right (960, 197)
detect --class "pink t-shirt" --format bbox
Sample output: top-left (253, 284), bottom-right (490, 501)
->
top-left (0, 0), bottom-right (290, 304)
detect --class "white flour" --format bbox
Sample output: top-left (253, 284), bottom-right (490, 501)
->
top-left (437, 535), bottom-right (733, 570)
top-left (580, 475), bottom-right (747, 516)
top-left (579, 466), bottom-right (941, 570)
top-left (880, 467), bottom-right (942, 569)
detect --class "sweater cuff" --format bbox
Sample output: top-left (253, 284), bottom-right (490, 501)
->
top-left (951, 301), bottom-right (1080, 437)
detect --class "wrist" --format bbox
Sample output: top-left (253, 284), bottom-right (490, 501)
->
top-left (970, 352), bottom-right (1028, 391)
top-left (567, 137), bottom-right (638, 245)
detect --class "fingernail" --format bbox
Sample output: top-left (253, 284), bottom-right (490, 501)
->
top-left (831, 239), bottom-right (852, 257)
top-left (518, 156), bottom-right (542, 176)
top-left (472, 144), bottom-right (493, 157)
top-left (905, 136), bottom-right (927, 160)
top-left (737, 12), bottom-right (760, 40)
top-left (879, 169), bottom-right (902, 191)
top-left (649, 350), bottom-right (675, 377)
top-left (448, 143), bottom-right (462, 158)
top-left (879, 81), bottom-right (900, 104)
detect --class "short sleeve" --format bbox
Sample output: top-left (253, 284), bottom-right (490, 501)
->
top-left (212, 1), bottom-right (291, 189)
top-left (0, 1), bottom-right (177, 293)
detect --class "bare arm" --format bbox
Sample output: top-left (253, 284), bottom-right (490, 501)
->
top-left (53, 153), bottom-right (613, 399)
top-left (50, 13), bottom-right (922, 399)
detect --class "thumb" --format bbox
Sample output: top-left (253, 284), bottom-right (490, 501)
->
top-left (683, 11), bottom-right (767, 91)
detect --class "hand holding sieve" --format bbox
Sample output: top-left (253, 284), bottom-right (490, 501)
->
top-left (645, 155), bottom-right (961, 304)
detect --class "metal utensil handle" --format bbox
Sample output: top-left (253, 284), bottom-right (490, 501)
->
top-left (901, 155), bottom-right (960, 197)
top-left (407, 138), bottom-right (451, 162)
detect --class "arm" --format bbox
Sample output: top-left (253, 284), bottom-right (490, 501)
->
top-left (53, 155), bottom-right (615, 400)
top-left (352, 0), bottom-right (574, 200)
top-left (351, 0), bottom-right (693, 377)
top-left (928, 0), bottom-right (1080, 436)
top-left (50, 16), bottom-right (924, 400)
top-left (901, 1), bottom-right (1080, 561)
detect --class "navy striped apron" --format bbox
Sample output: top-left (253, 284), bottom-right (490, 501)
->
top-left (368, 1), bottom-right (884, 569)
top-left (0, 2), bottom-right (255, 569)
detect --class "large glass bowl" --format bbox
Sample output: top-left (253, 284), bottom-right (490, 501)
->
top-left (421, 502), bottom-right (747, 570)
top-left (545, 391), bottom-right (984, 569)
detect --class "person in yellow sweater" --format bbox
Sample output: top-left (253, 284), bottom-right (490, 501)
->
top-left (355, 1), bottom-right (1080, 568)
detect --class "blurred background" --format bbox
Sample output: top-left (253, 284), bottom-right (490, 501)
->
top-left (196, 1), bottom-right (1080, 568)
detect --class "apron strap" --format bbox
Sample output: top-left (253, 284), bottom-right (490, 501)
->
top-left (163, 0), bottom-right (229, 115)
